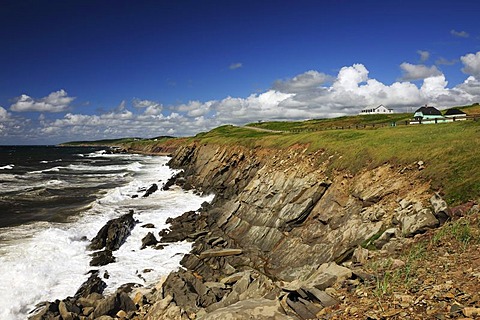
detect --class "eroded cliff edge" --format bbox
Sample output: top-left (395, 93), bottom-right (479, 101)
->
top-left (139, 142), bottom-right (454, 320)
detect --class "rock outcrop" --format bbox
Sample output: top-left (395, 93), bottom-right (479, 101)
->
top-left (88, 210), bottom-right (137, 252)
top-left (141, 143), bottom-right (445, 319)
top-left (29, 272), bottom-right (136, 320)
top-left (31, 141), bottom-right (463, 320)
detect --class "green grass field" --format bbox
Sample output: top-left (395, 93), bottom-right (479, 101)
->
top-left (192, 119), bottom-right (480, 205)
top-left (64, 103), bottom-right (480, 205)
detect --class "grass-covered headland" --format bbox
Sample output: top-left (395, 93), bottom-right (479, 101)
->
top-left (64, 104), bottom-right (480, 205)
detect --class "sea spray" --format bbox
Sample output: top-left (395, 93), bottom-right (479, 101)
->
top-left (0, 147), bottom-right (212, 320)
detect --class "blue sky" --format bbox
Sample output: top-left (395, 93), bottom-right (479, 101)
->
top-left (1, 0), bottom-right (480, 144)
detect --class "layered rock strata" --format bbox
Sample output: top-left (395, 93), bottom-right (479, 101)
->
top-left (141, 143), bottom-right (447, 319)
top-left (30, 142), bottom-right (457, 320)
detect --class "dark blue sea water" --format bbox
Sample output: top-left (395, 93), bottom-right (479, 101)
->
top-left (0, 146), bottom-right (126, 228)
top-left (0, 146), bottom-right (212, 319)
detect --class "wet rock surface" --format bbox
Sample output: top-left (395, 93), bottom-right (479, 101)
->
top-left (88, 210), bottom-right (137, 252)
top-left (140, 232), bottom-right (158, 249)
top-left (142, 183), bottom-right (158, 198)
top-left (29, 143), bottom-right (480, 319)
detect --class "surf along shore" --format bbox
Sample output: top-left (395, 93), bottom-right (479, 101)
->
top-left (33, 116), bottom-right (480, 319)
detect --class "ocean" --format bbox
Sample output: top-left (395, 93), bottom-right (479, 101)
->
top-left (0, 146), bottom-right (212, 319)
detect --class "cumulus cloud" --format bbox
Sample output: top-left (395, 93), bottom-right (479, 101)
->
top-left (5, 51), bottom-right (480, 144)
top-left (176, 100), bottom-right (214, 117)
top-left (399, 63), bottom-right (442, 81)
top-left (273, 70), bottom-right (332, 93)
top-left (451, 29), bottom-right (469, 38)
top-left (0, 106), bottom-right (9, 120)
top-left (229, 62), bottom-right (243, 70)
top-left (0, 106), bottom-right (31, 138)
top-left (10, 89), bottom-right (74, 113)
top-left (461, 52), bottom-right (480, 78)
top-left (457, 76), bottom-right (480, 96)
top-left (417, 50), bottom-right (430, 62)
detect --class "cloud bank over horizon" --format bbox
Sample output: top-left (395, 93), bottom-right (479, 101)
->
top-left (3, 50), bottom-right (480, 144)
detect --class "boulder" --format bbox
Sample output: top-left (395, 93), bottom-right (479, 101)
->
top-left (141, 223), bottom-right (155, 228)
top-left (58, 301), bottom-right (74, 320)
top-left (221, 271), bottom-right (250, 285)
top-left (430, 193), bottom-right (450, 224)
top-left (158, 210), bottom-right (199, 243)
top-left (400, 208), bottom-right (439, 237)
top-left (143, 183), bottom-right (158, 198)
top-left (285, 294), bottom-right (320, 320)
top-left (141, 232), bottom-right (158, 249)
top-left (92, 291), bottom-right (136, 318)
top-left (352, 246), bottom-right (369, 264)
top-left (74, 271), bottom-right (107, 298)
top-left (88, 211), bottom-right (136, 251)
top-left (92, 295), bottom-right (116, 318)
top-left (162, 173), bottom-right (180, 191)
top-left (90, 249), bottom-right (116, 266)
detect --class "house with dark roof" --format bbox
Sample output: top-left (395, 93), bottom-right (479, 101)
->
top-left (413, 105), bottom-right (444, 123)
top-left (444, 108), bottom-right (467, 119)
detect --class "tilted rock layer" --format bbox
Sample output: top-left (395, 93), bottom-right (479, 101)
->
top-left (141, 142), bottom-right (438, 319)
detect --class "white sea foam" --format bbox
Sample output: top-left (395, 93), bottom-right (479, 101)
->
top-left (27, 166), bottom-right (64, 174)
top-left (85, 150), bottom-right (141, 159)
top-left (0, 164), bottom-right (14, 170)
top-left (0, 155), bottom-right (212, 320)
top-left (67, 161), bottom-right (143, 172)
top-left (40, 159), bottom-right (63, 164)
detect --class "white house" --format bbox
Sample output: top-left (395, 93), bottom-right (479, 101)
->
top-left (359, 104), bottom-right (394, 115)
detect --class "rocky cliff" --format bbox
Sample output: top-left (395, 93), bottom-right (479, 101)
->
top-left (137, 142), bottom-right (455, 320)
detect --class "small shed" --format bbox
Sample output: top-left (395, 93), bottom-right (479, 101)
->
top-left (444, 108), bottom-right (467, 118)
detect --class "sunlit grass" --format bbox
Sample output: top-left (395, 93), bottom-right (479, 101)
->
top-left (191, 120), bottom-right (480, 204)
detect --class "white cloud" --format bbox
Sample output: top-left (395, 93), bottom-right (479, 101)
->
top-left (0, 106), bottom-right (9, 120)
top-left (457, 76), bottom-right (480, 96)
top-left (399, 63), bottom-right (442, 81)
top-left (176, 100), bottom-right (214, 117)
top-left (229, 62), bottom-right (243, 70)
top-left (461, 52), bottom-right (480, 78)
top-left (33, 60), bottom-right (480, 143)
top-left (451, 29), bottom-right (469, 38)
top-left (273, 70), bottom-right (332, 93)
top-left (132, 99), bottom-right (164, 115)
top-left (10, 89), bottom-right (75, 113)
top-left (417, 50), bottom-right (430, 62)
top-left (5, 51), bottom-right (480, 144)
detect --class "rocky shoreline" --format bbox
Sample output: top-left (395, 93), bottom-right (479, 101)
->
top-left (30, 143), bottom-right (479, 319)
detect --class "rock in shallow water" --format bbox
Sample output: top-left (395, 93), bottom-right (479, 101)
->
top-left (142, 183), bottom-right (158, 198)
top-left (74, 271), bottom-right (107, 298)
top-left (90, 249), bottom-right (116, 266)
top-left (88, 210), bottom-right (137, 251)
top-left (141, 232), bottom-right (158, 249)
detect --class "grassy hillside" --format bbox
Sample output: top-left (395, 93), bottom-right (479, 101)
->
top-left (61, 136), bottom-right (174, 147)
top-left (65, 104), bottom-right (480, 205)
top-left (245, 113), bottom-right (412, 132)
top-left (191, 120), bottom-right (480, 205)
